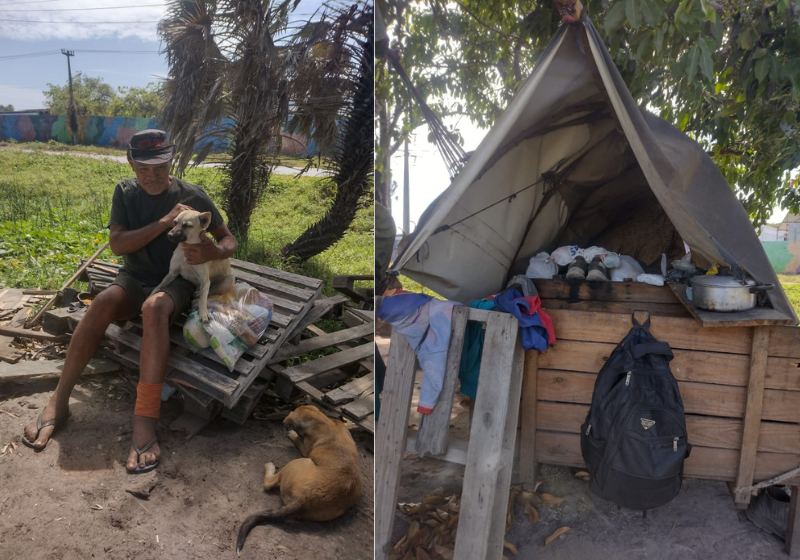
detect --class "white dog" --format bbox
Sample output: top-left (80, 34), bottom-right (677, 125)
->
top-left (150, 209), bottom-right (235, 322)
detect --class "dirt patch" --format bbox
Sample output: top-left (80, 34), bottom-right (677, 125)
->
top-left (0, 375), bottom-right (373, 560)
top-left (378, 333), bottom-right (789, 560)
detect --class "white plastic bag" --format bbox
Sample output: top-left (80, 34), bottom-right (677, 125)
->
top-left (637, 273), bottom-right (665, 286)
top-left (583, 246), bottom-right (620, 269)
top-left (671, 252), bottom-right (695, 271)
top-left (610, 255), bottom-right (646, 282)
top-left (551, 245), bottom-right (581, 266)
top-left (183, 282), bottom-right (274, 371)
top-left (526, 252), bottom-right (558, 279)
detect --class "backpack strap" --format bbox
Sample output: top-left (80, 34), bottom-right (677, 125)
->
top-left (631, 342), bottom-right (674, 359)
top-left (631, 310), bottom-right (651, 329)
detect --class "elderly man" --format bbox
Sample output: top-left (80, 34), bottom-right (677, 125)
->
top-left (23, 130), bottom-right (237, 473)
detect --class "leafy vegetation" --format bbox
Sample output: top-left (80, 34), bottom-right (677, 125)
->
top-left (43, 73), bottom-right (162, 118)
top-left (0, 151), bottom-right (372, 294)
top-left (378, 0), bottom-right (800, 225)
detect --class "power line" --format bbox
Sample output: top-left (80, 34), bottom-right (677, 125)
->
top-left (0, 18), bottom-right (159, 23)
top-left (0, 50), bottom-right (61, 60)
top-left (0, 0), bottom-right (63, 5)
top-left (0, 49), bottom-right (160, 61)
top-left (0, 4), bottom-right (164, 11)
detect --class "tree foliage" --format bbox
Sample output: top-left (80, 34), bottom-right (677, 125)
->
top-left (159, 0), bottom-right (372, 243)
top-left (0, 104), bottom-right (14, 112)
top-left (378, 0), bottom-right (800, 226)
top-left (43, 73), bottom-right (162, 118)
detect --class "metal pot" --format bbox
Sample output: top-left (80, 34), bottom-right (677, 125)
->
top-left (689, 273), bottom-right (774, 312)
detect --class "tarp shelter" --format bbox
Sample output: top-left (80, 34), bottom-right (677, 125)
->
top-left (392, 18), bottom-right (797, 325)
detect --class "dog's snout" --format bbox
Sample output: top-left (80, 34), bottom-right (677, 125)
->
top-left (167, 230), bottom-right (185, 243)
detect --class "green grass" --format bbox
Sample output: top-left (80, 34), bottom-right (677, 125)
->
top-left (778, 274), bottom-right (800, 318)
top-left (0, 140), bottom-right (128, 157)
top-left (0, 151), bottom-right (372, 295)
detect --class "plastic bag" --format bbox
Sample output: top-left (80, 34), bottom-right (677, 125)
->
top-left (583, 246), bottom-right (620, 269)
top-left (671, 252), bottom-right (696, 272)
top-left (610, 255), bottom-right (645, 282)
top-left (551, 245), bottom-right (581, 266)
top-left (526, 252), bottom-right (558, 279)
top-left (183, 282), bottom-right (274, 371)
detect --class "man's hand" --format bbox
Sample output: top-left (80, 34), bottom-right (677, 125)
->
top-left (159, 203), bottom-right (194, 229)
top-left (181, 233), bottom-right (222, 265)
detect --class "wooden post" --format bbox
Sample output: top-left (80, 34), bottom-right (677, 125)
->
top-left (734, 326), bottom-right (770, 507)
top-left (519, 350), bottom-right (539, 489)
top-left (374, 331), bottom-right (417, 560)
top-left (416, 306), bottom-right (469, 456)
top-left (787, 485), bottom-right (800, 557)
top-left (453, 312), bottom-right (520, 560)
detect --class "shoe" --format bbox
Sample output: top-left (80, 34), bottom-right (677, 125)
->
top-left (566, 256), bottom-right (589, 280)
top-left (21, 411), bottom-right (70, 451)
top-left (128, 436), bottom-right (160, 474)
top-left (586, 256), bottom-right (610, 282)
top-left (746, 485), bottom-right (790, 540)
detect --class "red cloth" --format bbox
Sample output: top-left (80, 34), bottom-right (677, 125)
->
top-left (515, 295), bottom-right (556, 345)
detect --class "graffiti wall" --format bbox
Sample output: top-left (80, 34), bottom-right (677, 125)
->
top-left (0, 114), bottom-right (319, 156)
top-left (762, 241), bottom-right (800, 274)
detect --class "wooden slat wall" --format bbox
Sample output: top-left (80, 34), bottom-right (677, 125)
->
top-left (530, 297), bottom-right (800, 484)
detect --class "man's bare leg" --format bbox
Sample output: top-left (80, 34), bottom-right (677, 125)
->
top-left (126, 291), bottom-right (174, 471)
top-left (23, 286), bottom-right (134, 449)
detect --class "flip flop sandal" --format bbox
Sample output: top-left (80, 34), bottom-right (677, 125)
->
top-left (128, 436), bottom-right (160, 474)
top-left (21, 411), bottom-right (69, 450)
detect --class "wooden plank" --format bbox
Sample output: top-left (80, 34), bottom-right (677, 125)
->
top-left (341, 391), bottom-right (375, 420)
top-left (167, 328), bottom-right (256, 376)
top-left (769, 325), bottom-right (800, 359)
top-left (0, 356), bottom-right (120, 382)
top-left (231, 269), bottom-right (316, 302)
top-left (221, 378), bottom-right (269, 424)
top-left (0, 325), bottom-right (70, 343)
top-left (535, 401), bottom-right (800, 455)
top-left (415, 305), bottom-right (469, 458)
top-left (0, 307), bottom-right (30, 363)
top-left (105, 323), bottom-right (238, 399)
top-left (537, 368), bottom-right (800, 422)
top-left (406, 434), bottom-right (469, 465)
top-left (285, 295), bottom-right (349, 340)
top-left (0, 289), bottom-right (24, 310)
top-left (324, 372), bottom-right (375, 405)
top-left (669, 283), bottom-right (794, 327)
top-left (454, 312), bottom-right (519, 560)
top-left (540, 297), bottom-right (691, 318)
top-left (519, 350), bottom-right (539, 489)
top-left (283, 343), bottom-right (373, 383)
top-left (375, 331), bottom-right (417, 560)
top-left (230, 258), bottom-right (323, 290)
top-left (735, 327), bottom-right (771, 506)
top-left (273, 321), bottom-right (373, 362)
top-left (547, 308), bottom-right (754, 354)
top-left (535, 431), bottom-right (800, 482)
top-left (533, 278), bottom-right (680, 304)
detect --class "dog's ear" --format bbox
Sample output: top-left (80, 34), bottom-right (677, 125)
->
top-left (198, 212), bottom-right (212, 231)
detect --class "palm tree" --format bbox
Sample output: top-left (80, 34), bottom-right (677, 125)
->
top-left (158, 0), bottom-right (370, 243)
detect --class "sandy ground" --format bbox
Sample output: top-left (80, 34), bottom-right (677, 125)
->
top-left (0, 374), bottom-right (373, 560)
top-left (377, 334), bottom-right (792, 560)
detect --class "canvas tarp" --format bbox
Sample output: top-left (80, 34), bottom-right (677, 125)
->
top-left (392, 18), bottom-right (797, 325)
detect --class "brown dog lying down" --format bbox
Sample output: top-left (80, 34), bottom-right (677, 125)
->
top-left (236, 404), bottom-right (363, 555)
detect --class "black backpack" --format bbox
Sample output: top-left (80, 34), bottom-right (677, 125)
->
top-left (580, 314), bottom-right (691, 510)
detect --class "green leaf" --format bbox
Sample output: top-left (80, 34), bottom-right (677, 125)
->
top-left (755, 56), bottom-right (769, 83)
top-left (715, 82), bottom-right (725, 94)
top-left (680, 112), bottom-right (690, 131)
top-left (739, 28), bottom-right (758, 51)
top-left (604, 2), bottom-right (627, 33)
top-left (625, 0), bottom-right (642, 29)
top-left (655, 27), bottom-right (664, 53)
top-left (686, 45), bottom-right (700, 80)
top-left (636, 34), bottom-right (653, 60)
top-left (674, 0), bottom-right (691, 21)
top-left (700, 0), bottom-right (716, 22)
top-left (699, 40), bottom-right (714, 81)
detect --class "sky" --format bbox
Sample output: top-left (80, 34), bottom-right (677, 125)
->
top-left (0, 0), bottom-right (329, 110)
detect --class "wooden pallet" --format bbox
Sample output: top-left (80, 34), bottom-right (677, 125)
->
top-left (270, 317), bottom-right (375, 433)
top-left (78, 259), bottom-right (321, 409)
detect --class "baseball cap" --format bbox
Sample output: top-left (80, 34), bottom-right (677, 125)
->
top-left (128, 129), bottom-right (176, 165)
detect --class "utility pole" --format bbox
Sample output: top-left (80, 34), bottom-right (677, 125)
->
top-left (403, 136), bottom-right (410, 234)
top-left (61, 49), bottom-right (76, 145)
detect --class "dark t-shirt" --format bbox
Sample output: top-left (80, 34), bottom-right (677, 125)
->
top-left (107, 177), bottom-right (224, 286)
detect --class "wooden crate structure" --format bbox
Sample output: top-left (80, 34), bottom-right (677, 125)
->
top-left (376, 307), bottom-right (524, 560)
top-left (79, 258), bottom-right (321, 409)
top-left (520, 279), bottom-right (800, 554)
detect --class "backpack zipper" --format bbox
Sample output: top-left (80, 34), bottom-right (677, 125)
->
top-left (674, 437), bottom-right (678, 452)
top-left (625, 371), bottom-right (632, 386)
top-left (586, 424), bottom-right (592, 435)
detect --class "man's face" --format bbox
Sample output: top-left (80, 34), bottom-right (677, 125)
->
top-left (129, 159), bottom-right (172, 195)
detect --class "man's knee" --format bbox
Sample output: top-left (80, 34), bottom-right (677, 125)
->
top-left (84, 286), bottom-right (131, 325)
top-left (141, 292), bottom-right (174, 323)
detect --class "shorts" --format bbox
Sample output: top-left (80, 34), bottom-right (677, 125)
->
top-left (111, 269), bottom-right (196, 325)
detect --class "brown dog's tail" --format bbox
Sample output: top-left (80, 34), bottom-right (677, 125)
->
top-left (236, 501), bottom-right (302, 555)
